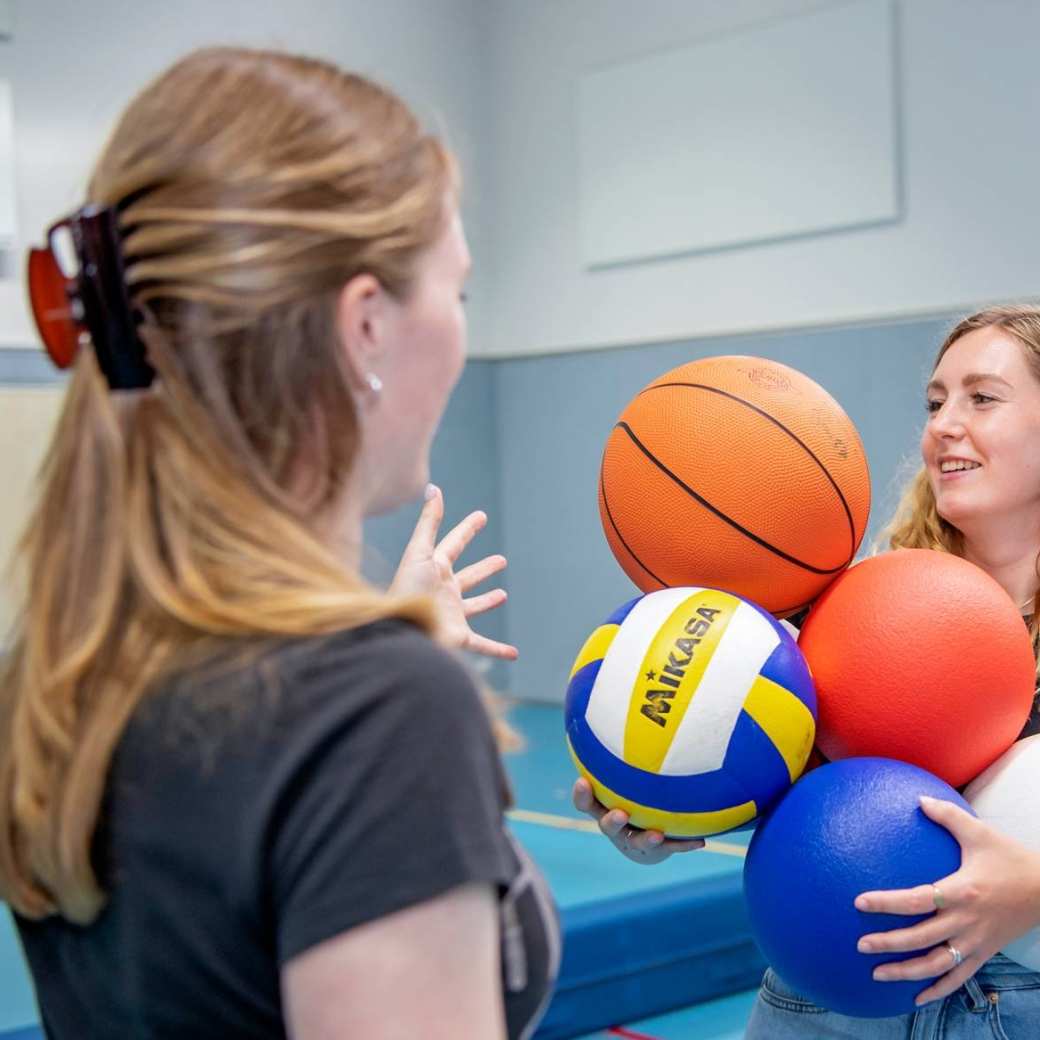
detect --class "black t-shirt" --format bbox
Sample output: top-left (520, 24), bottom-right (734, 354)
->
top-left (16, 620), bottom-right (559, 1039)
top-left (1015, 616), bottom-right (1040, 739)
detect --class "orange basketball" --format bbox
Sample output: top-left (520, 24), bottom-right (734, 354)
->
top-left (798, 549), bottom-right (1036, 787)
top-left (598, 356), bottom-right (871, 616)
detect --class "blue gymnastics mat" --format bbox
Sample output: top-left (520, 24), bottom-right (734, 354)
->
top-left (505, 703), bottom-right (765, 1039)
top-left (574, 987), bottom-right (759, 1040)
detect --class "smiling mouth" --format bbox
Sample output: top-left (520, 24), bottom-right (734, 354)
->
top-left (939, 460), bottom-right (981, 473)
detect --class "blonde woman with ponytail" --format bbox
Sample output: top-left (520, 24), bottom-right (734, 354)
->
top-left (2, 48), bottom-right (557, 1040)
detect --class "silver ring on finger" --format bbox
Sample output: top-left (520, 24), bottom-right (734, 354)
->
top-left (944, 941), bottom-right (964, 968)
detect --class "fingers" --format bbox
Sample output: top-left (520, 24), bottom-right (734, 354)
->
top-left (858, 914), bottom-right (954, 955)
top-left (573, 788), bottom-right (640, 846)
top-left (437, 510), bottom-right (487, 565)
top-left (464, 632), bottom-right (519, 661)
top-left (662, 836), bottom-right (706, 853)
top-left (856, 881), bottom-right (948, 916)
top-left (870, 940), bottom-right (984, 1005)
top-left (598, 808), bottom-right (631, 839)
top-left (573, 783), bottom-right (641, 849)
top-left (911, 955), bottom-right (984, 1006)
top-left (463, 588), bottom-right (507, 618)
top-left (403, 483), bottom-right (445, 556)
top-left (918, 795), bottom-right (982, 844)
top-left (572, 777), bottom-right (606, 821)
top-left (620, 825), bottom-right (667, 856)
top-left (600, 810), bottom-right (662, 853)
top-left (406, 491), bottom-right (500, 572)
top-left (872, 943), bottom-right (976, 985)
top-left (456, 554), bottom-right (507, 593)
top-left (571, 780), bottom-right (705, 860)
top-left (607, 813), bottom-right (704, 857)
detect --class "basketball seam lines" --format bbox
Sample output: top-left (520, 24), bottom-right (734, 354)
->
top-left (636, 380), bottom-right (860, 566)
top-left (616, 421), bottom-right (847, 576)
top-left (599, 469), bottom-right (667, 589)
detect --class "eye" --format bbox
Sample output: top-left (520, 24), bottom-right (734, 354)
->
top-left (925, 398), bottom-right (943, 414)
top-left (971, 391), bottom-right (996, 405)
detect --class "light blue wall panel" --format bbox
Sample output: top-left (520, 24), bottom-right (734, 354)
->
top-left (494, 315), bottom-right (951, 702)
top-left (364, 360), bottom-right (509, 687)
top-left (0, 909), bottom-right (37, 1032)
top-left (0, 349), bottom-right (66, 385)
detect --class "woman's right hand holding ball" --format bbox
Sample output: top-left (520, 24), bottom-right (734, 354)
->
top-left (572, 778), bottom-right (705, 864)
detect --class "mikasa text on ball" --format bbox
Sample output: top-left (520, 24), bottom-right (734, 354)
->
top-left (564, 587), bottom-right (816, 838)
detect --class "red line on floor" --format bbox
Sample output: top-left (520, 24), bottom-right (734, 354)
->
top-left (607, 1027), bottom-right (663, 1040)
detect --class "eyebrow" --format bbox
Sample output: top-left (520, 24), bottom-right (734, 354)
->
top-left (926, 372), bottom-right (1014, 394)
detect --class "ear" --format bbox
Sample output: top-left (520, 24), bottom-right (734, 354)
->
top-left (335, 273), bottom-right (389, 390)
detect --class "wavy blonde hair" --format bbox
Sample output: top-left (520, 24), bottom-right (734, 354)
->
top-left (880, 305), bottom-right (1040, 667)
top-left (0, 48), bottom-right (461, 924)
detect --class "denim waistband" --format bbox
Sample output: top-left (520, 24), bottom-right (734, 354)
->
top-left (972, 953), bottom-right (1040, 983)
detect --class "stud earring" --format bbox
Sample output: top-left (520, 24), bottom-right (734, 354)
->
top-left (365, 372), bottom-right (383, 396)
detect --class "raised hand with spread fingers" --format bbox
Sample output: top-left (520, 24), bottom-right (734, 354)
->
top-left (391, 483), bottom-right (519, 661)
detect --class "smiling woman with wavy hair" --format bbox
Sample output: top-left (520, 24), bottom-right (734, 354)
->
top-left (575, 302), bottom-right (1040, 1040)
top-left (882, 305), bottom-right (1040, 665)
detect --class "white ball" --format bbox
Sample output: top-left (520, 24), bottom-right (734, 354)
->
top-left (963, 734), bottom-right (1040, 970)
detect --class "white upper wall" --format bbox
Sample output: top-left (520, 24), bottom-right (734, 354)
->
top-left (477, 0), bottom-right (1040, 358)
top-left (4, 1), bottom-right (1039, 361)
top-left (0, 0), bottom-right (489, 349)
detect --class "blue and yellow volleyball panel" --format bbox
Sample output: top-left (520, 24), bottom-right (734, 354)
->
top-left (564, 587), bottom-right (816, 837)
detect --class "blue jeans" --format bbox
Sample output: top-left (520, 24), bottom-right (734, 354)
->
top-left (744, 955), bottom-right (1040, 1038)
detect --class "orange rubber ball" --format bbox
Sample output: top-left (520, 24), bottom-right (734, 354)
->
top-left (798, 549), bottom-right (1036, 787)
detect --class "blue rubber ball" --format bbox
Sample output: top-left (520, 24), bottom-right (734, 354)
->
top-left (743, 757), bottom-right (973, 1018)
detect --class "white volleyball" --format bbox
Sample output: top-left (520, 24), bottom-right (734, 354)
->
top-left (963, 733), bottom-right (1040, 970)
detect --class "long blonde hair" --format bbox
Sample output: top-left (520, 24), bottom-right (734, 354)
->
top-left (881, 305), bottom-right (1040, 665)
top-left (0, 48), bottom-right (456, 924)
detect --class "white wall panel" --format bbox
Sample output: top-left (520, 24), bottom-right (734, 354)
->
top-left (0, 80), bottom-right (16, 245)
top-left (481, 0), bottom-right (1040, 357)
top-left (579, 0), bottom-right (897, 267)
top-left (0, 0), bottom-right (488, 350)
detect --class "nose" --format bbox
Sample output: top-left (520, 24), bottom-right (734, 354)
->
top-left (927, 399), bottom-right (967, 440)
